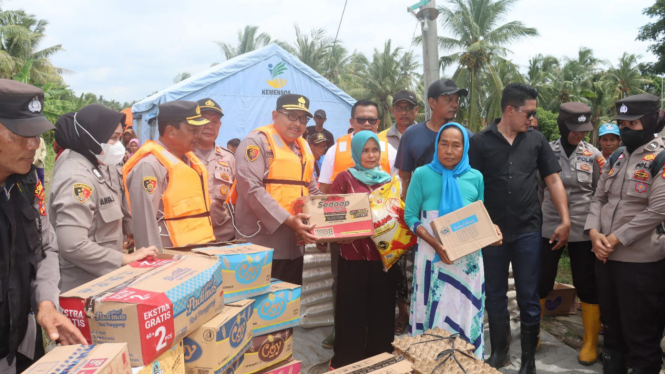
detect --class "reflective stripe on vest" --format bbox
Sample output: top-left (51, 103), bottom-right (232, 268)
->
top-left (331, 133), bottom-right (391, 182)
top-left (122, 141), bottom-right (215, 247)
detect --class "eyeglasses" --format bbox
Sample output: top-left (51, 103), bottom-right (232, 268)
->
top-left (354, 117), bottom-right (379, 125)
top-left (393, 104), bottom-right (416, 113)
top-left (278, 110), bottom-right (309, 125)
top-left (511, 105), bottom-right (537, 119)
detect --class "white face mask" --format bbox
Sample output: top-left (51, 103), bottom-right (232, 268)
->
top-left (74, 112), bottom-right (126, 165)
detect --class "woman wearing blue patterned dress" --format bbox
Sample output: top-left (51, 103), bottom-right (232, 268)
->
top-left (404, 122), bottom-right (502, 359)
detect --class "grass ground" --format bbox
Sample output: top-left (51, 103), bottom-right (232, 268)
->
top-left (555, 248), bottom-right (573, 285)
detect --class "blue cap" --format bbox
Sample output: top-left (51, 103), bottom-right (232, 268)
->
top-left (598, 123), bottom-right (620, 137)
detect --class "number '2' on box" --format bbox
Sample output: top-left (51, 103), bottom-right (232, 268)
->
top-left (59, 255), bottom-right (225, 367)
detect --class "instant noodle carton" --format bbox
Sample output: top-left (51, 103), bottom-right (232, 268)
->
top-left (183, 299), bottom-right (254, 374)
top-left (328, 353), bottom-right (411, 374)
top-left (237, 328), bottom-right (294, 374)
top-left (247, 280), bottom-right (301, 335)
top-left (293, 193), bottom-right (374, 243)
top-left (59, 255), bottom-right (225, 367)
top-left (164, 243), bottom-right (273, 303)
top-left (133, 342), bottom-right (185, 374)
top-left (430, 201), bottom-right (501, 262)
top-left (24, 343), bottom-right (131, 374)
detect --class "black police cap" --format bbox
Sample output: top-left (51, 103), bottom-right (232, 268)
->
top-left (158, 101), bottom-right (209, 126)
top-left (559, 102), bottom-right (593, 132)
top-left (276, 94), bottom-right (312, 117)
top-left (0, 79), bottom-right (54, 137)
top-left (197, 98), bottom-right (224, 116)
top-left (614, 94), bottom-right (660, 121)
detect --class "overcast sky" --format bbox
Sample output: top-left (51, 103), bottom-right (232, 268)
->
top-left (11, 0), bottom-right (660, 103)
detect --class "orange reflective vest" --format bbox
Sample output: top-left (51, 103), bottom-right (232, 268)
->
top-left (122, 141), bottom-right (215, 247)
top-left (226, 124), bottom-right (315, 214)
top-left (330, 133), bottom-right (391, 182)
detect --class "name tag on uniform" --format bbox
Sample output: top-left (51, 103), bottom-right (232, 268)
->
top-left (339, 141), bottom-right (347, 152)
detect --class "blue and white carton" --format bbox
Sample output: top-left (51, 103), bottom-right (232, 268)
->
top-left (247, 279), bottom-right (301, 335)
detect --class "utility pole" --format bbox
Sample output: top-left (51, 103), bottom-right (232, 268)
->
top-left (409, 0), bottom-right (440, 119)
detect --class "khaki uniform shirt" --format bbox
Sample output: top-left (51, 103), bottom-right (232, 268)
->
top-left (48, 150), bottom-right (132, 292)
top-left (540, 140), bottom-right (603, 242)
top-left (194, 144), bottom-right (236, 242)
top-left (585, 137), bottom-right (665, 263)
top-left (383, 125), bottom-right (403, 151)
top-left (234, 131), bottom-right (321, 260)
top-left (125, 140), bottom-right (198, 251)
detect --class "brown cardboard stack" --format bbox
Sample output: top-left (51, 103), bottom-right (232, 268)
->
top-left (24, 343), bottom-right (132, 374)
top-left (328, 353), bottom-right (412, 374)
top-left (134, 342), bottom-right (185, 374)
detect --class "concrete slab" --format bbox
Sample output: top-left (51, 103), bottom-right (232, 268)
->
top-left (292, 323), bottom-right (603, 374)
top-left (484, 323), bottom-right (602, 373)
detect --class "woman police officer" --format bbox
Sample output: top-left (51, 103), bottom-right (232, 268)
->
top-left (48, 104), bottom-right (158, 292)
top-left (538, 102), bottom-right (604, 365)
top-left (586, 93), bottom-right (665, 374)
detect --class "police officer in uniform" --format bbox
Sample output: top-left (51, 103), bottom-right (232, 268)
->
top-left (538, 102), bottom-right (603, 365)
top-left (123, 101), bottom-right (215, 251)
top-left (49, 104), bottom-right (158, 292)
top-left (0, 80), bottom-right (86, 374)
top-left (193, 98), bottom-right (235, 242)
top-left (586, 93), bottom-right (665, 374)
top-left (230, 94), bottom-right (320, 285)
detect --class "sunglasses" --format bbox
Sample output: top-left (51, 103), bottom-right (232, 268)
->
top-left (354, 117), bottom-right (379, 125)
top-left (278, 110), bottom-right (309, 125)
top-left (511, 105), bottom-right (537, 119)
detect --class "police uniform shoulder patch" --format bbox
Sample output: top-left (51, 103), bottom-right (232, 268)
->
top-left (216, 146), bottom-right (223, 155)
top-left (73, 183), bottom-right (93, 203)
top-left (246, 145), bottom-right (260, 162)
top-left (142, 176), bottom-right (157, 194)
top-left (635, 182), bottom-right (647, 194)
top-left (34, 180), bottom-right (46, 216)
top-left (596, 156), bottom-right (606, 169)
top-left (220, 185), bottom-right (228, 196)
top-left (643, 154), bottom-right (656, 161)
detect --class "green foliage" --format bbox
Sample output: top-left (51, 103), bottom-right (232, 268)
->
top-left (215, 25), bottom-right (274, 61)
top-left (637, 0), bottom-right (665, 74)
top-left (536, 108), bottom-right (560, 142)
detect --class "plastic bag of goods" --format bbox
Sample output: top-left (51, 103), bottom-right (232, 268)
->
top-left (369, 176), bottom-right (417, 270)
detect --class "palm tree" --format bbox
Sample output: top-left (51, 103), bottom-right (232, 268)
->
top-left (603, 53), bottom-right (653, 101)
top-left (525, 54), bottom-right (559, 107)
top-left (173, 72), bottom-right (191, 84)
top-left (345, 40), bottom-right (419, 130)
top-left (215, 25), bottom-right (273, 60)
top-left (436, 0), bottom-right (538, 131)
top-left (279, 26), bottom-right (333, 74)
top-left (0, 9), bottom-right (67, 84)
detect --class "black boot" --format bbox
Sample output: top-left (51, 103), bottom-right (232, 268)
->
top-left (485, 314), bottom-right (512, 368)
top-left (630, 369), bottom-right (659, 374)
top-left (601, 349), bottom-right (627, 374)
top-left (517, 322), bottom-right (539, 374)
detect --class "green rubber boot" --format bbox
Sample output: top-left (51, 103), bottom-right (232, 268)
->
top-left (322, 293), bottom-right (336, 349)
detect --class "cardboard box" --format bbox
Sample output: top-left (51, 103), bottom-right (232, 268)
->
top-left (430, 201), bottom-right (500, 261)
top-left (543, 283), bottom-right (578, 316)
top-left (247, 280), bottom-right (301, 335)
top-left (328, 353), bottom-right (411, 374)
top-left (256, 359), bottom-right (301, 374)
top-left (133, 342), bottom-right (185, 374)
top-left (293, 194), bottom-right (374, 243)
top-left (238, 328), bottom-right (294, 374)
top-left (191, 243), bottom-right (273, 303)
top-left (24, 343), bottom-right (131, 374)
top-left (183, 299), bottom-right (255, 374)
top-left (60, 255), bottom-right (225, 367)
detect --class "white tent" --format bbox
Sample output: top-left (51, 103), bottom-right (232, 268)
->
top-left (132, 44), bottom-right (356, 146)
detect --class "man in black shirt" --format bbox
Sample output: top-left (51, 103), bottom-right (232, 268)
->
top-left (303, 109), bottom-right (335, 149)
top-left (469, 83), bottom-right (570, 374)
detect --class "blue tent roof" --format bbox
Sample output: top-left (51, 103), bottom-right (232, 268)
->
top-left (132, 44), bottom-right (355, 146)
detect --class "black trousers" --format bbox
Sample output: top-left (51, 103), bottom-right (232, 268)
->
top-left (596, 258), bottom-right (665, 373)
top-left (538, 239), bottom-right (598, 303)
top-left (272, 256), bottom-right (304, 285)
top-left (331, 257), bottom-right (399, 368)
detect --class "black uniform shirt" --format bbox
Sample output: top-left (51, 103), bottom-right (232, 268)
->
top-left (469, 118), bottom-right (561, 235)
